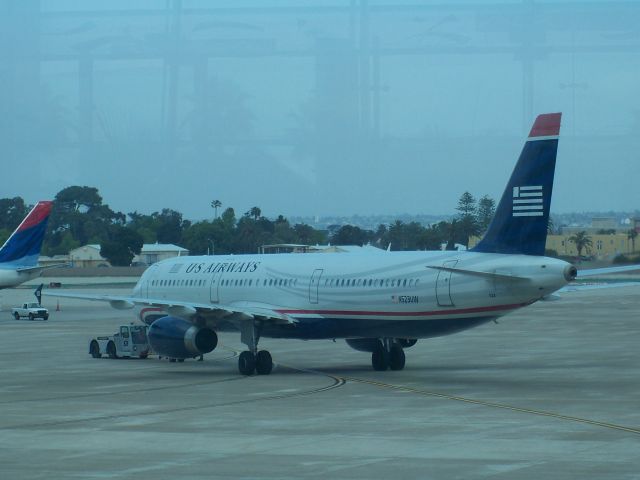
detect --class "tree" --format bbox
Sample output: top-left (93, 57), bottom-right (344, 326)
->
top-left (628, 229), bottom-right (638, 253)
top-left (154, 208), bottom-right (189, 244)
top-left (0, 197), bottom-right (28, 231)
top-left (456, 191), bottom-right (480, 248)
top-left (100, 226), bottom-right (143, 266)
top-left (332, 225), bottom-right (371, 246)
top-left (476, 195), bottom-right (496, 232)
top-left (211, 200), bottom-right (222, 219)
top-left (45, 186), bottom-right (124, 255)
top-left (248, 206), bottom-right (262, 220)
top-left (568, 231), bottom-right (593, 258)
top-left (456, 191), bottom-right (476, 217)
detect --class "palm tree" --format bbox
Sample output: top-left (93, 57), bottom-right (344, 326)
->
top-left (249, 206), bottom-right (261, 220)
top-left (628, 229), bottom-right (638, 253)
top-left (211, 200), bottom-right (222, 219)
top-left (568, 231), bottom-right (593, 258)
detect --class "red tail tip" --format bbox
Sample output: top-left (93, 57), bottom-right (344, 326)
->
top-left (529, 112), bottom-right (562, 138)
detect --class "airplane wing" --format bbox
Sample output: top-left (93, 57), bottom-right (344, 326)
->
top-left (16, 263), bottom-right (69, 273)
top-left (43, 291), bottom-right (297, 326)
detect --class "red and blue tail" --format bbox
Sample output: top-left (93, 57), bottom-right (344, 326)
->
top-left (0, 201), bottom-right (53, 268)
top-left (472, 113), bottom-right (561, 256)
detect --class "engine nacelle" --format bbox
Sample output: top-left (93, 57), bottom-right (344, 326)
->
top-left (148, 316), bottom-right (218, 359)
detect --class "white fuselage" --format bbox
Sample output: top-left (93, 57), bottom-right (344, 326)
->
top-left (133, 250), bottom-right (571, 340)
top-left (0, 269), bottom-right (41, 289)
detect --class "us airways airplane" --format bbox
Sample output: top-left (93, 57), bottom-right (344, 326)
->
top-left (0, 201), bottom-right (60, 289)
top-left (46, 112), bottom-right (595, 376)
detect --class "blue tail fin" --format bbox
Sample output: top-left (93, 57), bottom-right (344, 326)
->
top-left (472, 113), bottom-right (561, 256)
top-left (0, 201), bottom-right (53, 268)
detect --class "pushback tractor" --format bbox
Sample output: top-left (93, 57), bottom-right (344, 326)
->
top-left (89, 324), bottom-right (151, 359)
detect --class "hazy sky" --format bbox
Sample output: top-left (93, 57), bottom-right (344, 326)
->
top-left (1, 1), bottom-right (639, 220)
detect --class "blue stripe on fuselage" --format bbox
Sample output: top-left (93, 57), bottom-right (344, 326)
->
top-left (247, 316), bottom-right (496, 340)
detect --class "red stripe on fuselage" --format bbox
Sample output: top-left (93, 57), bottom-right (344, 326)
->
top-left (276, 302), bottom-right (531, 318)
top-left (17, 201), bottom-right (53, 232)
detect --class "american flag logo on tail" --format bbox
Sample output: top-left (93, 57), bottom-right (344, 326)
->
top-left (512, 185), bottom-right (543, 217)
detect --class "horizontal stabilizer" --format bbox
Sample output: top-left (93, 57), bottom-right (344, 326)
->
top-left (427, 265), bottom-right (530, 282)
top-left (577, 264), bottom-right (640, 277)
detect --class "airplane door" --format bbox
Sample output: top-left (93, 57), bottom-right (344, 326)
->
top-left (210, 271), bottom-right (224, 303)
top-left (436, 260), bottom-right (457, 306)
top-left (309, 269), bottom-right (323, 304)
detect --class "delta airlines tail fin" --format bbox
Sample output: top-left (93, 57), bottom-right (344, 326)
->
top-left (471, 113), bottom-right (562, 256)
top-left (0, 201), bottom-right (53, 268)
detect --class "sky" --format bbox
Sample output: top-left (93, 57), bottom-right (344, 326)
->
top-left (1, 0), bottom-right (639, 221)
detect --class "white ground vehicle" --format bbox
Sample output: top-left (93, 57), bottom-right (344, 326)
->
top-left (12, 303), bottom-right (49, 321)
top-left (89, 324), bottom-right (151, 359)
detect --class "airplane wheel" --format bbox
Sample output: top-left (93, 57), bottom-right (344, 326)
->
top-left (238, 351), bottom-right (256, 376)
top-left (90, 341), bottom-right (101, 359)
top-left (389, 345), bottom-right (406, 371)
top-left (372, 345), bottom-right (389, 371)
top-left (255, 350), bottom-right (273, 375)
top-left (107, 342), bottom-right (118, 359)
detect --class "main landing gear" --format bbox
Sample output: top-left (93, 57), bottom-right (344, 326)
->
top-left (371, 339), bottom-right (406, 371)
top-left (238, 320), bottom-right (273, 376)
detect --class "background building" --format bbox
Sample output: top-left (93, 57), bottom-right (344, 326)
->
top-left (133, 244), bottom-right (189, 266)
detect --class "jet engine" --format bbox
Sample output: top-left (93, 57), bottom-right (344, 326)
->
top-left (148, 316), bottom-right (218, 359)
top-left (346, 338), bottom-right (418, 352)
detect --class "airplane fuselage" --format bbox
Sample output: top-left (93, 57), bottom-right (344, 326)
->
top-left (0, 269), bottom-right (41, 290)
top-left (133, 250), bottom-right (572, 340)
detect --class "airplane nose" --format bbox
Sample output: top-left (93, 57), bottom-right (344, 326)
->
top-left (564, 265), bottom-right (578, 282)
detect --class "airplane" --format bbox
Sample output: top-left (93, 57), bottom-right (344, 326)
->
top-left (0, 201), bottom-right (62, 289)
top-left (47, 111), bottom-right (620, 376)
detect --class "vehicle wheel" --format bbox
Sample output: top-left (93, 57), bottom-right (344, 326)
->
top-left (177, 358), bottom-right (185, 363)
top-left (255, 350), bottom-right (273, 375)
top-left (43, 315), bottom-right (49, 321)
top-left (389, 345), bottom-right (406, 371)
top-left (107, 342), bottom-right (118, 359)
top-left (28, 313), bottom-right (34, 321)
top-left (238, 351), bottom-right (256, 376)
top-left (372, 344), bottom-right (389, 371)
top-left (90, 341), bottom-right (101, 359)
top-left (14, 312), bottom-right (19, 320)
top-left (139, 352), bottom-right (148, 359)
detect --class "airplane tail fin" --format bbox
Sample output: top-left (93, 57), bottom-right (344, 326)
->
top-left (471, 113), bottom-right (561, 256)
top-left (0, 201), bottom-right (53, 268)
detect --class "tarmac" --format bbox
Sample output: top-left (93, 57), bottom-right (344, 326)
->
top-left (0, 284), bottom-right (638, 479)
